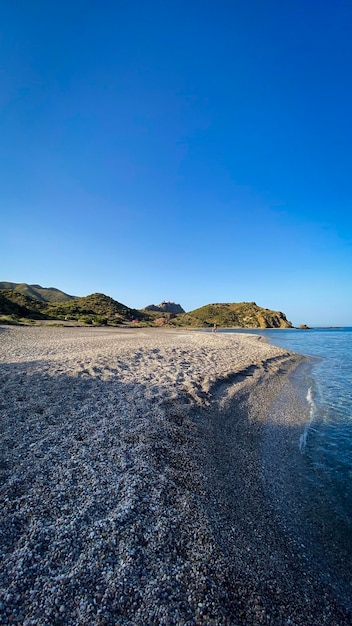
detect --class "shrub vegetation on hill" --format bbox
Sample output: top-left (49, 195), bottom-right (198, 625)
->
top-left (0, 282), bottom-right (74, 302)
top-left (174, 302), bottom-right (293, 329)
top-left (0, 283), bottom-right (294, 328)
top-left (0, 291), bottom-right (151, 325)
top-left (0, 291), bottom-right (47, 319)
top-left (43, 293), bottom-right (146, 323)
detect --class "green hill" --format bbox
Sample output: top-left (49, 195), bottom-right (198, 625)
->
top-left (0, 291), bottom-right (47, 319)
top-left (0, 290), bottom-right (152, 325)
top-left (43, 293), bottom-right (149, 324)
top-left (0, 281), bottom-right (294, 329)
top-left (0, 282), bottom-right (75, 302)
top-left (175, 302), bottom-right (293, 329)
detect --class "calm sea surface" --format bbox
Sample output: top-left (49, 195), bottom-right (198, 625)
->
top-left (224, 327), bottom-right (352, 522)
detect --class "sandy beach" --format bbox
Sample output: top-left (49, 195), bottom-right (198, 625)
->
top-left (0, 326), bottom-right (350, 625)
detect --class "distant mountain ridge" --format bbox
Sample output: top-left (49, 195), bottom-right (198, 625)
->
top-left (0, 282), bottom-right (294, 328)
top-left (0, 282), bottom-right (74, 302)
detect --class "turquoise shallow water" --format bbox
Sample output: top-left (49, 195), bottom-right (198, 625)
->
top-left (224, 327), bottom-right (352, 523)
top-left (217, 327), bottom-right (352, 610)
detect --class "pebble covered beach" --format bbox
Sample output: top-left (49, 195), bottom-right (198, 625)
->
top-left (0, 325), bottom-right (350, 625)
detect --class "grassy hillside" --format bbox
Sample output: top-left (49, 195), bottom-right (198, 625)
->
top-left (0, 291), bottom-right (47, 319)
top-left (0, 282), bottom-right (74, 302)
top-left (0, 282), bottom-right (294, 329)
top-left (43, 293), bottom-right (150, 324)
top-left (0, 290), bottom-right (152, 325)
top-left (174, 302), bottom-right (293, 329)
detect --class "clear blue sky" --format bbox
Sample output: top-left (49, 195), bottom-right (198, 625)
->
top-left (1, 1), bottom-right (352, 326)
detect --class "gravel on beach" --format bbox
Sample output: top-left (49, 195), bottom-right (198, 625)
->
top-left (0, 325), bottom-right (350, 625)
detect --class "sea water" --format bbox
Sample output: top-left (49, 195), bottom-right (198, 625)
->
top-left (226, 327), bottom-right (352, 523)
top-left (218, 327), bottom-right (352, 606)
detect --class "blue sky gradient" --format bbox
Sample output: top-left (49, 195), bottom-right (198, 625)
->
top-left (1, 1), bottom-right (352, 325)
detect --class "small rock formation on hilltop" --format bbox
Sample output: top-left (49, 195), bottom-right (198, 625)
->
top-left (144, 301), bottom-right (185, 314)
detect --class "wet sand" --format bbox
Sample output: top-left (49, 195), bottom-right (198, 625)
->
top-left (0, 326), bottom-right (350, 625)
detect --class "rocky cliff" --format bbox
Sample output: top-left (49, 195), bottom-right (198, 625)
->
top-left (144, 301), bottom-right (185, 314)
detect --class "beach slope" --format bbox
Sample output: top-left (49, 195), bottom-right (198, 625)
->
top-left (0, 327), bottom-right (349, 625)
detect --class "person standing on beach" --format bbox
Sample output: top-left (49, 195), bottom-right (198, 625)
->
top-left (212, 323), bottom-right (217, 333)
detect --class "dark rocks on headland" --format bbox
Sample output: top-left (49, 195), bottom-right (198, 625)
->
top-left (144, 301), bottom-right (185, 314)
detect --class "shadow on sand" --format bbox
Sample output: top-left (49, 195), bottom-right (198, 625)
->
top-left (0, 358), bottom-right (351, 625)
